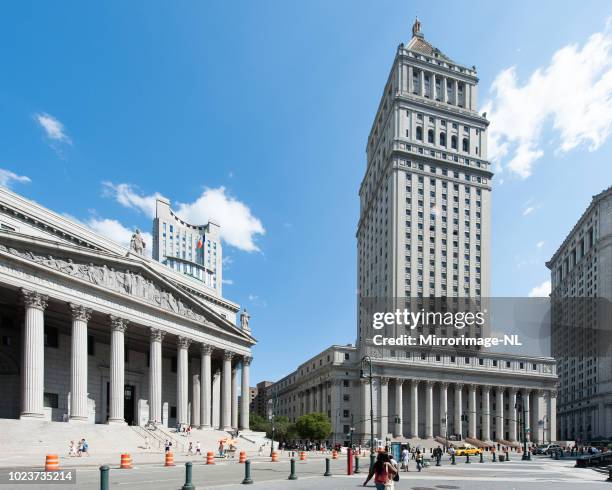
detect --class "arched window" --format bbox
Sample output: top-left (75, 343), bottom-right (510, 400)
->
top-left (439, 132), bottom-right (446, 146)
top-left (416, 126), bottom-right (423, 141)
top-left (428, 129), bottom-right (434, 144)
top-left (451, 135), bottom-right (457, 150)
top-left (462, 138), bottom-right (469, 152)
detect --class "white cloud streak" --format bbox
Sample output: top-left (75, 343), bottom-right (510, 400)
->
top-left (86, 217), bottom-right (152, 257)
top-left (104, 182), bottom-right (265, 252)
top-left (528, 280), bottom-right (551, 298)
top-left (34, 112), bottom-right (72, 144)
top-left (484, 19), bottom-right (612, 178)
top-left (0, 168), bottom-right (31, 189)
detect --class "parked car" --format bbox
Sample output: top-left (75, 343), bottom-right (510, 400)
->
top-left (454, 446), bottom-right (482, 456)
top-left (535, 443), bottom-right (562, 454)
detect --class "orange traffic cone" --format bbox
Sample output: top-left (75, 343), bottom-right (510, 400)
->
top-left (165, 452), bottom-right (175, 467)
top-left (239, 450), bottom-right (246, 463)
top-left (45, 454), bottom-right (60, 471)
top-left (120, 453), bottom-right (133, 469)
top-left (206, 451), bottom-right (215, 465)
top-left (299, 451), bottom-right (306, 461)
top-left (332, 449), bottom-right (338, 459)
top-left (271, 451), bottom-right (279, 462)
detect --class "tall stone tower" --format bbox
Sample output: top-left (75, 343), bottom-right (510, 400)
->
top-left (357, 19), bottom-right (493, 355)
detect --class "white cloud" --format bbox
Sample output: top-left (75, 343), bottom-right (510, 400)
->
top-left (222, 279), bottom-right (234, 285)
top-left (522, 206), bottom-right (535, 216)
top-left (34, 112), bottom-right (71, 144)
top-left (86, 217), bottom-right (152, 257)
top-left (104, 183), bottom-right (264, 252)
top-left (0, 168), bottom-right (30, 189)
top-left (483, 19), bottom-right (612, 178)
top-left (536, 240), bottom-right (545, 249)
top-left (529, 280), bottom-right (551, 297)
top-left (176, 187), bottom-right (264, 252)
top-left (247, 293), bottom-right (267, 307)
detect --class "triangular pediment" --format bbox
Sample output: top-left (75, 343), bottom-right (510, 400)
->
top-left (0, 230), bottom-right (254, 343)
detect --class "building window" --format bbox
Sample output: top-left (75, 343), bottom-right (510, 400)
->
top-left (428, 129), bottom-right (434, 143)
top-left (44, 326), bottom-right (59, 348)
top-left (343, 380), bottom-right (349, 388)
top-left (343, 410), bottom-right (350, 418)
top-left (462, 138), bottom-right (469, 152)
top-left (451, 135), bottom-right (458, 150)
top-left (493, 360), bottom-right (498, 367)
top-left (416, 126), bottom-right (423, 141)
top-left (344, 353), bottom-right (350, 360)
top-left (343, 394), bottom-right (350, 402)
top-left (439, 132), bottom-right (446, 146)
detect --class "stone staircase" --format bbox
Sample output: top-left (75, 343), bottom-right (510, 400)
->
top-left (465, 437), bottom-right (495, 448)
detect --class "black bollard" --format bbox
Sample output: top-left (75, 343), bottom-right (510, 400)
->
top-left (324, 458), bottom-right (332, 477)
top-left (607, 466), bottom-right (612, 482)
top-left (354, 456), bottom-right (361, 474)
top-left (479, 451), bottom-right (484, 463)
top-left (451, 453), bottom-right (456, 465)
top-left (288, 458), bottom-right (297, 480)
top-left (436, 456), bottom-right (441, 467)
top-left (466, 453), bottom-right (471, 464)
top-left (182, 462), bottom-right (195, 490)
top-left (242, 460), bottom-right (253, 485)
top-left (100, 465), bottom-right (109, 490)
top-left (555, 450), bottom-right (560, 460)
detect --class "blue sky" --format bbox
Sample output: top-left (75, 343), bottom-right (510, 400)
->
top-left (2, 1), bottom-right (612, 383)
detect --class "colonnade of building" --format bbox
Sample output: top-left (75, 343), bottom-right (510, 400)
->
top-left (20, 288), bottom-right (251, 429)
top-left (361, 377), bottom-right (557, 443)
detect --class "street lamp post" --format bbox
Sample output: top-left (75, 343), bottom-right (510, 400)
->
top-left (360, 356), bottom-right (375, 470)
top-left (516, 392), bottom-right (528, 461)
top-left (268, 392), bottom-right (278, 457)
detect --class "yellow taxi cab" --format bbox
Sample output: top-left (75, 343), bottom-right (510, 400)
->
top-left (454, 446), bottom-right (482, 456)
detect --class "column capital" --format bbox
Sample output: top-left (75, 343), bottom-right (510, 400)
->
top-left (467, 383), bottom-right (477, 391)
top-left (380, 376), bottom-right (389, 385)
top-left (439, 381), bottom-right (449, 389)
top-left (411, 379), bottom-right (421, 387)
top-left (223, 350), bottom-right (235, 361)
top-left (425, 380), bottom-right (435, 388)
top-left (242, 356), bottom-right (252, 366)
top-left (150, 328), bottom-right (166, 342)
top-left (177, 336), bottom-right (192, 350)
top-left (481, 385), bottom-right (491, 393)
top-left (455, 383), bottom-right (464, 391)
top-left (359, 377), bottom-right (370, 386)
top-left (109, 315), bottom-right (128, 333)
top-left (200, 343), bottom-right (214, 355)
top-left (69, 303), bottom-right (92, 322)
top-left (21, 288), bottom-right (48, 311)
top-left (549, 389), bottom-right (558, 398)
top-left (508, 387), bottom-right (518, 395)
top-left (521, 388), bottom-right (532, 396)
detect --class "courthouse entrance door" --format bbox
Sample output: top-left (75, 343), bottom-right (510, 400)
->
top-left (105, 383), bottom-right (136, 425)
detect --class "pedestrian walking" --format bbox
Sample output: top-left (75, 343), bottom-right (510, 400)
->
top-left (400, 446), bottom-right (409, 471)
top-left (363, 451), bottom-right (397, 489)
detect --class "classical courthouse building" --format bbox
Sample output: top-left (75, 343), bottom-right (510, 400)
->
top-left (267, 20), bottom-right (558, 446)
top-left (547, 186), bottom-right (612, 442)
top-left (0, 188), bottom-right (255, 431)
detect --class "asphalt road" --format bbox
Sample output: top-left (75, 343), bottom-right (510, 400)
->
top-left (0, 456), bottom-right (607, 490)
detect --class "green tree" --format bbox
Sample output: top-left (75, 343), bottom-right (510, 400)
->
top-left (269, 415), bottom-right (292, 441)
top-left (295, 412), bottom-right (332, 441)
top-left (249, 413), bottom-right (269, 433)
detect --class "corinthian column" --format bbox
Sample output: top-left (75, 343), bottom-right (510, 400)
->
top-left (231, 365), bottom-right (238, 429)
top-left (439, 382), bottom-right (449, 438)
top-left (522, 389), bottom-right (531, 442)
top-left (20, 289), bottom-right (48, 419)
top-left (481, 386), bottom-right (491, 441)
top-left (148, 328), bottom-right (165, 425)
top-left (240, 357), bottom-right (252, 430)
top-left (425, 381), bottom-right (434, 438)
top-left (176, 336), bottom-right (191, 427)
top-left (468, 384), bottom-right (477, 439)
top-left (548, 390), bottom-right (557, 443)
top-left (454, 383), bottom-right (463, 439)
top-left (192, 373), bottom-right (201, 428)
top-left (200, 344), bottom-right (213, 429)
top-left (379, 377), bottom-right (389, 439)
top-left (410, 380), bottom-right (420, 438)
top-left (508, 388), bottom-right (518, 442)
top-left (394, 379), bottom-right (403, 437)
top-left (495, 388), bottom-right (504, 441)
top-left (69, 304), bottom-right (92, 422)
top-left (222, 351), bottom-right (234, 431)
top-left (108, 316), bottom-right (128, 424)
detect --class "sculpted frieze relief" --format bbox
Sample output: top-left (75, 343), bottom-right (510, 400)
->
top-left (0, 243), bottom-right (209, 324)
